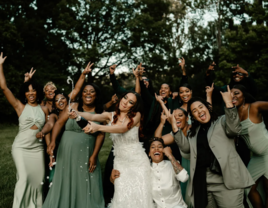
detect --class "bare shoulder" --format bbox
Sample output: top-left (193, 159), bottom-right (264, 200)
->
top-left (41, 105), bottom-right (49, 114)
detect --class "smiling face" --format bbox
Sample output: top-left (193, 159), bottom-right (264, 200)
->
top-left (179, 86), bottom-right (192, 103)
top-left (44, 85), bottom-right (56, 101)
top-left (55, 94), bottom-right (67, 111)
top-left (159, 83), bottom-right (171, 99)
top-left (190, 101), bottom-right (211, 124)
top-left (25, 84), bottom-right (37, 104)
top-left (173, 109), bottom-right (188, 129)
top-left (119, 93), bottom-right (137, 112)
top-left (82, 85), bottom-right (96, 105)
top-left (232, 72), bottom-right (245, 83)
top-left (149, 141), bottom-right (164, 163)
top-left (231, 88), bottom-right (244, 107)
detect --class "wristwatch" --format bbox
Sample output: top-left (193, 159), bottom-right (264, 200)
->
top-left (76, 115), bottom-right (81, 121)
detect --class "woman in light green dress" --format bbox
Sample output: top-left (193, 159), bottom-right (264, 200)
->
top-left (0, 53), bottom-right (49, 208)
top-left (43, 83), bottom-right (105, 208)
top-left (231, 85), bottom-right (268, 208)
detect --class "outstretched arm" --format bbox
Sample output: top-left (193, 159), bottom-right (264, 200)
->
top-left (68, 62), bottom-right (94, 101)
top-left (83, 112), bottom-right (141, 134)
top-left (0, 53), bottom-right (24, 115)
top-left (69, 110), bottom-right (111, 123)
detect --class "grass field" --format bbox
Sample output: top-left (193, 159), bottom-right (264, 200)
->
top-left (0, 124), bottom-right (113, 208)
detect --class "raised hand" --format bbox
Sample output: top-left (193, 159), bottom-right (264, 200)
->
top-left (82, 62), bottom-right (94, 75)
top-left (68, 109), bottom-right (78, 119)
top-left (167, 110), bottom-right (179, 132)
top-left (0, 52), bottom-right (7, 65)
top-left (172, 92), bottom-right (178, 99)
top-left (109, 64), bottom-right (117, 75)
top-left (179, 57), bottom-right (186, 72)
top-left (231, 64), bottom-right (248, 77)
top-left (206, 83), bottom-right (214, 96)
top-left (111, 94), bottom-right (118, 104)
top-left (160, 110), bottom-right (168, 124)
top-left (220, 85), bottom-right (233, 108)
top-left (206, 62), bottom-right (216, 76)
top-left (24, 68), bottom-right (36, 83)
top-left (155, 93), bottom-right (164, 104)
top-left (163, 146), bottom-right (172, 158)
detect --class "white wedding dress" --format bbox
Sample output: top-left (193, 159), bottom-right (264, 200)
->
top-left (108, 112), bottom-right (154, 208)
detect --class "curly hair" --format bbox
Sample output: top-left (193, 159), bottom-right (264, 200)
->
top-left (148, 137), bottom-right (165, 148)
top-left (43, 81), bottom-right (57, 93)
top-left (77, 83), bottom-right (104, 114)
top-left (51, 90), bottom-right (69, 115)
top-left (19, 80), bottom-right (44, 104)
top-left (113, 91), bottom-right (144, 138)
top-left (187, 97), bottom-right (218, 138)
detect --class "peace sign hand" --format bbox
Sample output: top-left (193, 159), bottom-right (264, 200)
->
top-left (220, 85), bottom-right (234, 108)
top-left (24, 68), bottom-right (36, 83)
top-left (160, 110), bottom-right (168, 124)
top-left (0, 52), bottom-right (7, 65)
top-left (206, 83), bottom-right (214, 96)
top-left (82, 62), bottom-right (94, 75)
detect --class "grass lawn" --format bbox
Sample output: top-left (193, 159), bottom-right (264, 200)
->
top-left (0, 124), bottom-right (113, 208)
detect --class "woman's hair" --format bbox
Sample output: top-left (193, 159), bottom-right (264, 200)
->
top-left (232, 84), bottom-right (256, 104)
top-left (43, 81), bottom-right (57, 93)
top-left (174, 107), bottom-right (188, 118)
top-left (148, 137), bottom-right (165, 149)
top-left (51, 90), bottom-right (69, 115)
top-left (179, 82), bottom-right (192, 91)
top-left (113, 91), bottom-right (144, 137)
top-left (78, 83), bottom-right (104, 114)
top-left (187, 97), bottom-right (218, 137)
top-left (19, 80), bottom-right (44, 104)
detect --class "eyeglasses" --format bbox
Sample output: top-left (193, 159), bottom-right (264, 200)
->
top-left (142, 78), bottom-right (149, 81)
top-left (233, 72), bottom-right (244, 76)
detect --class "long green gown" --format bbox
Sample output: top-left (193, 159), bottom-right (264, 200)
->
top-left (43, 117), bottom-right (105, 208)
top-left (12, 104), bottom-right (46, 208)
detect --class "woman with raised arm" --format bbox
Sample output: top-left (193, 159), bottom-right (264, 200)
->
top-left (0, 53), bottom-right (49, 208)
top-left (43, 83), bottom-right (105, 208)
top-left (161, 86), bottom-right (254, 208)
top-left (70, 91), bottom-right (154, 208)
top-left (231, 85), bottom-right (268, 208)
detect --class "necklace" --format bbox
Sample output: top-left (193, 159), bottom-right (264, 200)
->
top-left (119, 115), bottom-right (127, 123)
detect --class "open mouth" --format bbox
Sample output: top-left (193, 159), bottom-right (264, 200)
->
top-left (232, 98), bottom-right (237, 104)
top-left (199, 113), bottom-right (206, 121)
top-left (235, 77), bottom-right (241, 81)
top-left (176, 121), bottom-right (182, 127)
top-left (85, 96), bottom-right (92, 102)
top-left (154, 152), bottom-right (160, 156)
top-left (29, 96), bottom-right (35, 101)
top-left (161, 92), bottom-right (166, 97)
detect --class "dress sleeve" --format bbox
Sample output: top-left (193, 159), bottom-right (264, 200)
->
top-left (221, 107), bottom-right (242, 138)
top-left (110, 74), bottom-right (127, 95)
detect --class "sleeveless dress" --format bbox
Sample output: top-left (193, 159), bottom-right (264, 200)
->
top-left (108, 112), bottom-right (154, 208)
top-left (43, 117), bottom-right (105, 208)
top-left (12, 104), bottom-right (46, 208)
top-left (240, 105), bottom-right (268, 205)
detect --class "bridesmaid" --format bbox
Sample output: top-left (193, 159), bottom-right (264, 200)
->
top-left (41, 81), bottom-right (57, 113)
top-left (231, 84), bottom-right (268, 208)
top-left (0, 52), bottom-right (49, 208)
top-left (43, 83), bottom-right (105, 208)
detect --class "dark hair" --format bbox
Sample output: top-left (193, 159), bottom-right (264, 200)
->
top-left (148, 137), bottom-right (165, 148)
top-left (187, 97), bottom-right (218, 137)
top-left (113, 91), bottom-right (144, 137)
top-left (174, 107), bottom-right (188, 117)
top-left (179, 82), bottom-right (192, 91)
top-left (78, 83), bottom-right (104, 114)
top-left (232, 85), bottom-right (256, 104)
top-left (51, 90), bottom-right (69, 115)
top-left (19, 80), bottom-right (44, 104)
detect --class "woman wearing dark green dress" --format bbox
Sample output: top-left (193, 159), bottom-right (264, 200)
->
top-left (43, 83), bottom-right (105, 208)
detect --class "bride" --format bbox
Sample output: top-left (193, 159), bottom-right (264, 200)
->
top-left (69, 91), bottom-right (154, 208)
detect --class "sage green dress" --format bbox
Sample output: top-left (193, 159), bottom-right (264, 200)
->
top-left (43, 117), bottom-right (105, 208)
top-left (12, 104), bottom-right (46, 208)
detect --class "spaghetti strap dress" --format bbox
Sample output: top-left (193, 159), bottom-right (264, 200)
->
top-left (240, 105), bottom-right (268, 205)
top-left (43, 115), bottom-right (105, 208)
top-left (12, 104), bottom-right (46, 208)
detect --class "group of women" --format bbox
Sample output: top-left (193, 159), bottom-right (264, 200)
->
top-left (1, 51), bottom-right (268, 208)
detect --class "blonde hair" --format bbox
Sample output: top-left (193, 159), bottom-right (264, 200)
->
top-left (43, 81), bottom-right (57, 92)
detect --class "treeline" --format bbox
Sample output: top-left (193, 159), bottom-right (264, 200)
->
top-left (0, 0), bottom-right (268, 123)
